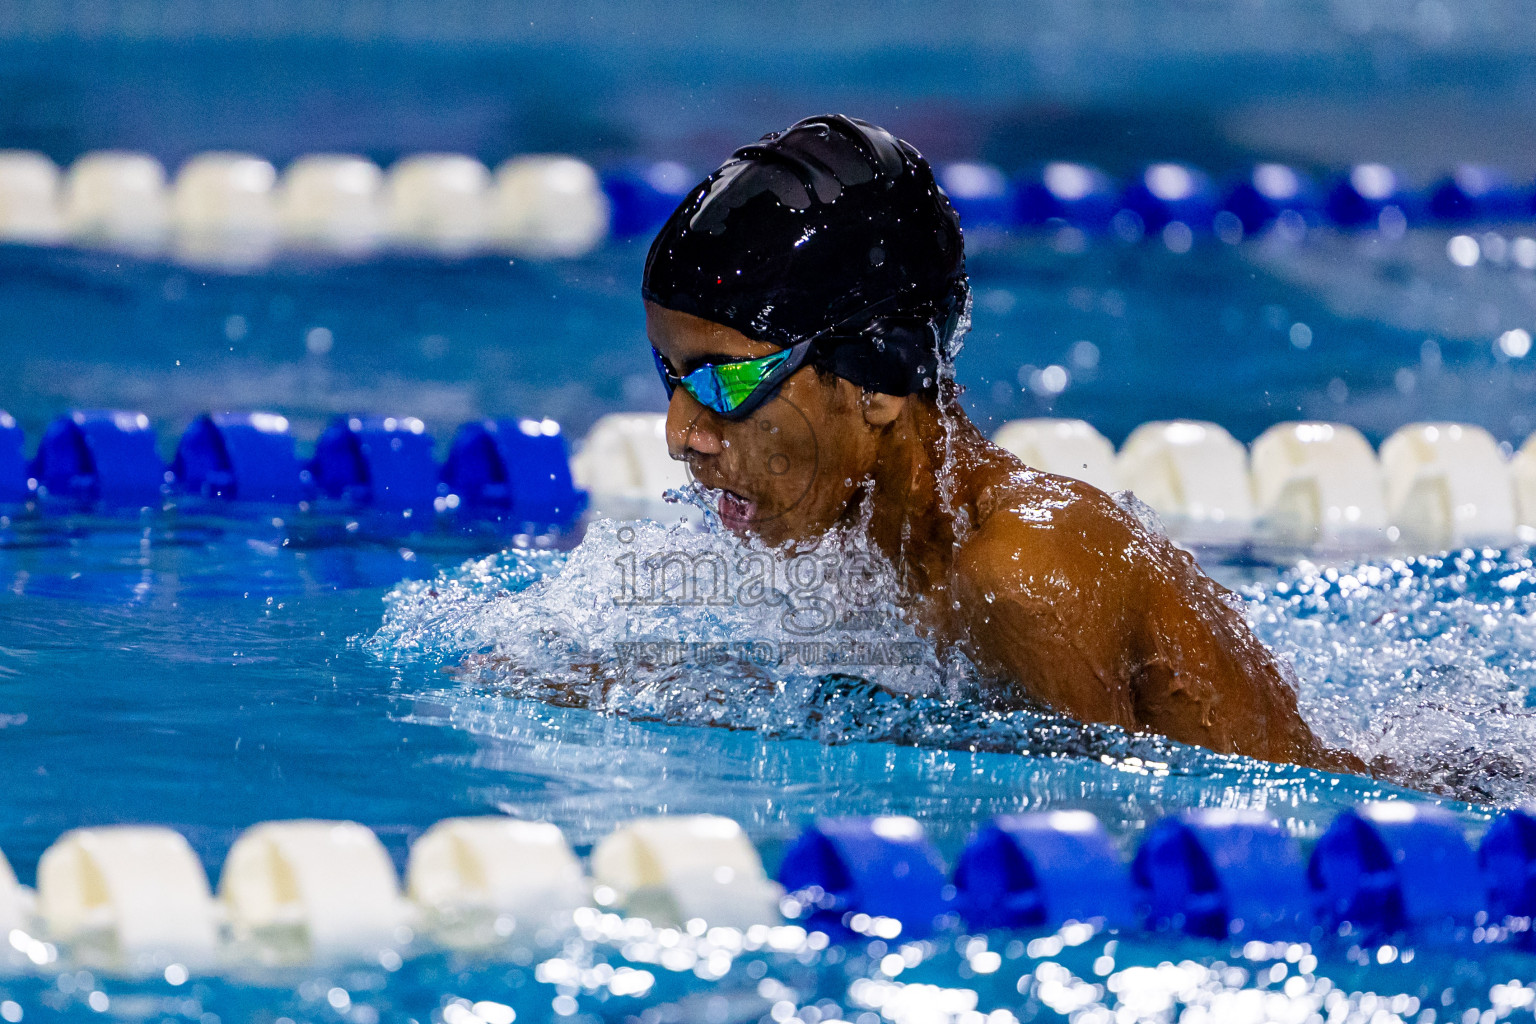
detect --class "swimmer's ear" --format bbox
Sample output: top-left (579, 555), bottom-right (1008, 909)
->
top-left (859, 389), bottom-right (905, 428)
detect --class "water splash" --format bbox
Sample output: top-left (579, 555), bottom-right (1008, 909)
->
top-left (1248, 547), bottom-right (1536, 804)
top-left (370, 515), bottom-right (1210, 765)
top-left (371, 506), bottom-right (1536, 805)
top-left (374, 515), bottom-right (953, 699)
top-left (933, 288), bottom-right (972, 535)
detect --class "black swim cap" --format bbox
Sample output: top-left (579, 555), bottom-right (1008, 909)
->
top-left (642, 114), bottom-right (969, 397)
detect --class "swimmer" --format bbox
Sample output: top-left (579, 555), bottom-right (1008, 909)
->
top-left (642, 114), bottom-right (1364, 774)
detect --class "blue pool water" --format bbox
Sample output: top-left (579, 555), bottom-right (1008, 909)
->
top-left (6, 224), bottom-right (1536, 1018)
top-left (6, 218), bottom-right (1536, 448)
top-left (10, 2), bottom-right (1536, 1016)
top-left (6, 500), bottom-right (1536, 1017)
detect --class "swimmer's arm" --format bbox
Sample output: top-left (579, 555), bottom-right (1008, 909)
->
top-left (1134, 579), bottom-right (1371, 773)
top-left (952, 519), bottom-right (1137, 729)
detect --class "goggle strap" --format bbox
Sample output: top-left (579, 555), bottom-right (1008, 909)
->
top-left (651, 346), bottom-right (679, 396)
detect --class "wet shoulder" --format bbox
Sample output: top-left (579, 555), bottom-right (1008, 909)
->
top-left (975, 462), bottom-right (1141, 540)
top-left (960, 464), bottom-right (1151, 593)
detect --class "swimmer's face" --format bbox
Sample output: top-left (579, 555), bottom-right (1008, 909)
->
top-left (647, 302), bottom-right (893, 545)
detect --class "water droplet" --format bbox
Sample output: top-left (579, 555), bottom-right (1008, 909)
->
top-left (984, 592), bottom-right (995, 604)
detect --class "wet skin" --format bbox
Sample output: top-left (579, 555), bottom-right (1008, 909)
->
top-left (648, 302), bottom-right (1367, 774)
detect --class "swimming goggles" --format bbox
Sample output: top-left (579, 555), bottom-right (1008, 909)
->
top-left (651, 337), bottom-right (816, 420)
top-left (649, 291), bottom-right (959, 419)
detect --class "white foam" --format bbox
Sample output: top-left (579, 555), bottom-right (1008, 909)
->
top-left (1248, 550), bottom-right (1536, 803)
top-left (373, 512), bottom-right (952, 707)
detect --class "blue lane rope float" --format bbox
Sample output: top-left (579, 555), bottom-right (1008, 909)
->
top-left (1479, 806), bottom-right (1536, 928)
top-left (308, 415), bottom-right (438, 513)
top-left (1119, 163), bottom-right (1220, 235)
top-left (601, 161), bottom-right (696, 240)
top-left (1132, 809), bottom-right (1310, 940)
top-left (788, 805), bottom-right (1514, 945)
top-left (8, 150), bottom-right (1536, 265)
top-left (1222, 164), bottom-right (1322, 236)
top-left (1, 408), bottom-right (586, 528)
top-left (953, 811), bottom-right (1133, 931)
top-left (28, 410), bottom-right (164, 506)
top-left (9, 804), bottom-right (1536, 974)
top-left (1428, 165), bottom-right (1527, 223)
top-left (777, 816), bottom-right (953, 940)
top-left (1325, 164), bottom-right (1417, 229)
top-left (613, 156), bottom-right (1536, 236)
top-left (1308, 803), bottom-right (1483, 938)
top-left (173, 412), bottom-right (306, 503)
top-left (937, 162), bottom-right (1016, 232)
top-left (1014, 162), bottom-right (1120, 231)
top-left (441, 418), bottom-right (587, 528)
top-left (0, 411), bottom-right (27, 504)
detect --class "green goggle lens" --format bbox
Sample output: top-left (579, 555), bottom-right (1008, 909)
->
top-left (652, 343), bottom-right (806, 419)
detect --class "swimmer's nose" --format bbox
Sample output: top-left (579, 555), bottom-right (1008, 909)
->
top-left (666, 390), bottom-right (724, 460)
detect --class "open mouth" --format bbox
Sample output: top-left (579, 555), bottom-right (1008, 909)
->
top-left (717, 489), bottom-right (759, 532)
